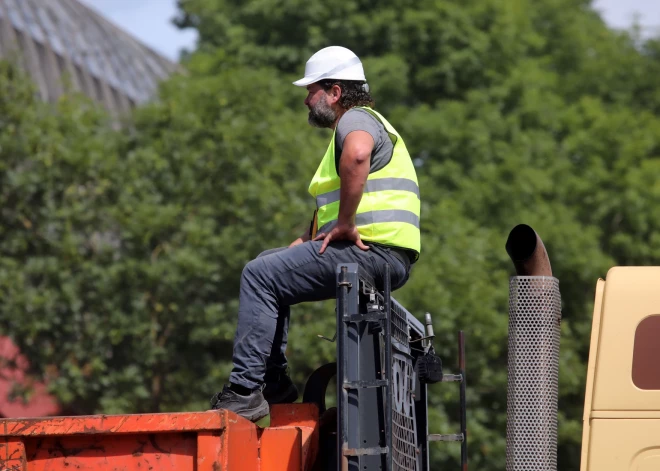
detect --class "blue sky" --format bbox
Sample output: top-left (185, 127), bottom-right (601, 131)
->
top-left (79, 0), bottom-right (198, 60)
top-left (595, 0), bottom-right (660, 34)
top-left (80, 0), bottom-right (660, 62)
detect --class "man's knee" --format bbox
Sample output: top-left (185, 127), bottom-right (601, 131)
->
top-left (242, 257), bottom-right (267, 283)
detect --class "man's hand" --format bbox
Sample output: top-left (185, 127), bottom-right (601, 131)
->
top-left (313, 223), bottom-right (370, 254)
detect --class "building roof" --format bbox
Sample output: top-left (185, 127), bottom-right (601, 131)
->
top-left (0, 0), bottom-right (179, 113)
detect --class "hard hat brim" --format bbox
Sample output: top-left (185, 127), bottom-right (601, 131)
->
top-left (292, 76), bottom-right (318, 87)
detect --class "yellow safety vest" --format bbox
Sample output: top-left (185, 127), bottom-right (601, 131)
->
top-left (308, 107), bottom-right (421, 257)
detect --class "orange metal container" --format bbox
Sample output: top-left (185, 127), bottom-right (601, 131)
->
top-left (0, 403), bottom-right (319, 471)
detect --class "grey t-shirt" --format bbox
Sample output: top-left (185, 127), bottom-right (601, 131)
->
top-left (334, 108), bottom-right (394, 174)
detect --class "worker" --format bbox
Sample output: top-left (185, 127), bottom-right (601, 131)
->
top-left (210, 46), bottom-right (421, 421)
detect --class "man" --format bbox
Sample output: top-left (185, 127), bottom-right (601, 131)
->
top-left (210, 46), bottom-right (421, 422)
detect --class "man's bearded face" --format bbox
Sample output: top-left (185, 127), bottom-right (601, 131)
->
top-left (308, 93), bottom-right (337, 128)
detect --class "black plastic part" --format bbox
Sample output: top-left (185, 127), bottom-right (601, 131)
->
top-left (302, 362), bottom-right (337, 415)
top-left (416, 352), bottom-right (444, 384)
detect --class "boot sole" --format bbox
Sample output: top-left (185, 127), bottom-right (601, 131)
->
top-left (236, 399), bottom-right (270, 422)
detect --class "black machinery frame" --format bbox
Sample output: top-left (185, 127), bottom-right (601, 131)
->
top-left (336, 263), bottom-right (429, 471)
top-left (335, 262), bottom-right (468, 471)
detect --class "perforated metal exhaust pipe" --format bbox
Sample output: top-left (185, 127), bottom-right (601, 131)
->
top-left (505, 224), bottom-right (561, 471)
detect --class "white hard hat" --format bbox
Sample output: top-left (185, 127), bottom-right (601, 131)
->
top-left (293, 46), bottom-right (366, 87)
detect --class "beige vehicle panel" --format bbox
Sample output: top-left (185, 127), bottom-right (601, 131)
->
top-left (592, 267), bottom-right (660, 411)
top-left (582, 267), bottom-right (660, 471)
top-left (586, 419), bottom-right (660, 471)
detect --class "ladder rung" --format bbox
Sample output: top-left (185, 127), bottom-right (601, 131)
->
top-left (343, 379), bottom-right (388, 389)
top-left (343, 312), bottom-right (387, 322)
top-left (441, 374), bottom-right (463, 382)
top-left (343, 446), bottom-right (389, 456)
top-left (428, 433), bottom-right (464, 442)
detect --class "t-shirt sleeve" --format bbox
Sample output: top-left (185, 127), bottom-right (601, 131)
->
top-left (335, 109), bottom-right (392, 173)
top-left (335, 109), bottom-right (381, 150)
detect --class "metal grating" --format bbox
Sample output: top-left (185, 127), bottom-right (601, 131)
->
top-left (391, 300), bottom-right (411, 349)
top-left (506, 276), bottom-right (561, 471)
top-left (391, 351), bottom-right (419, 471)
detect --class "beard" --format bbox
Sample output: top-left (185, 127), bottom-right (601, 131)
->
top-left (308, 98), bottom-right (337, 128)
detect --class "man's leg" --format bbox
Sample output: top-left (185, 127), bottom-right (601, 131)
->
top-left (265, 305), bottom-right (290, 373)
top-left (262, 304), bottom-right (300, 404)
top-left (212, 240), bottom-right (408, 420)
top-left (255, 248), bottom-right (299, 404)
top-left (256, 248), bottom-right (291, 375)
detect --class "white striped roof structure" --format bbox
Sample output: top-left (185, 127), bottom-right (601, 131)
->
top-left (0, 0), bottom-right (179, 113)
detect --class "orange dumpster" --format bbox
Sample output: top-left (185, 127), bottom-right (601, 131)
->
top-left (0, 403), bottom-right (319, 471)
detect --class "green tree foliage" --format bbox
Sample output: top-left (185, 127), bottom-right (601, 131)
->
top-left (0, 60), bottom-right (328, 414)
top-left (1, 0), bottom-right (660, 469)
top-left (0, 62), bottom-right (128, 412)
top-left (172, 0), bottom-right (660, 468)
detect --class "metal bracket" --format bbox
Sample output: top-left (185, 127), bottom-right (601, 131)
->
top-left (343, 379), bottom-right (389, 389)
top-left (343, 446), bottom-right (389, 457)
top-left (317, 331), bottom-right (337, 342)
top-left (410, 335), bottom-right (436, 344)
top-left (441, 374), bottom-right (463, 382)
top-left (428, 433), bottom-right (464, 442)
top-left (361, 283), bottom-right (376, 296)
top-left (362, 283), bottom-right (384, 311)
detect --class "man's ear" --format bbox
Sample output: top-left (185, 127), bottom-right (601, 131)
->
top-left (328, 84), bottom-right (342, 104)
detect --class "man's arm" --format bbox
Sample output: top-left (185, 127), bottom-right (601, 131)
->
top-left (336, 130), bottom-right (373, 226)
top-left (289, 228), bottom-right (311, 248)
top-left (289, 209), bottom-right (316, 248)
top-left (315, 130), bottom-right (374, 254)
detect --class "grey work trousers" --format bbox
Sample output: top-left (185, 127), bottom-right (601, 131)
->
top-left (229, 240), bottom-right (411, 389)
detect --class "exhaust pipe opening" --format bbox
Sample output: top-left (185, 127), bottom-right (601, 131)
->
top-left (505, 224), bottom-right (552, 277)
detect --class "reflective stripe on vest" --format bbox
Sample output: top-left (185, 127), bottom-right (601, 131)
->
top-left (318, 209), bottom-right (420, 235)
top-left (315, 177), bottom-right (420, 208)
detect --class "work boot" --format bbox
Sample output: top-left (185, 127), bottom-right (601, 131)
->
top-left (263, 370), bottom-right (299, 405)
top-left (209, 385), bottom-right (269, 422)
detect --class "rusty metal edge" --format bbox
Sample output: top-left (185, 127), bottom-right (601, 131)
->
top-left (0, 409), bottom-right (234, 436)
